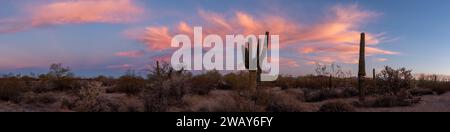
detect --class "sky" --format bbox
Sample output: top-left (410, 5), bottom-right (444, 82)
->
top-left (1, 0), bottom-right (450, 77)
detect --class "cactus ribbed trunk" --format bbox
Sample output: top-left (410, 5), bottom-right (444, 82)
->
top-left (243, 32), bottom-right (270, 92)
top-left (373, 68), bottom-right (377, 89)
top-left (156, 61), bottom-right (161, 77)
top-left (358, 33), bottom-right (366, 102)
top-left (329, 74), bottom-right (333, 88)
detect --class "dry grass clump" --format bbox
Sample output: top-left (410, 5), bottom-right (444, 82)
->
top-left (222, 72), bottom-right (250, 91)
top-left (190, 70), bottom-right (222, 95)
top-left (21, 92), bottom-right (59, 105)
top-left (266, 91), bottom-right (311, 112)
top-left (0, 77), bottom-right (27, 102)
top-left (407, 88), bottom-right (434, 96)
top-left (181, 90), bottom-right (263, 112)
top-left (355, 95), bottom-right (421, 108)
top-left (113, 70), bottom-right (145, 96)
top-left (304, 88), bottom-right (340, 102)
top-left (318, 101), bottom-right (356, 112)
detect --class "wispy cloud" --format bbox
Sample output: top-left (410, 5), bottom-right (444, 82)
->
top-left (115, 50), bottom-right (145, 58)
top-left (107, 64), bottom-right (134, 70)
top-left (128, 4), bottom-right (396, 64)
top-left (0, 0), bottom-right (143, 33)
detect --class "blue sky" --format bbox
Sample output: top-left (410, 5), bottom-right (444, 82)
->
top-left (0, 0), bottom-right (449, 77)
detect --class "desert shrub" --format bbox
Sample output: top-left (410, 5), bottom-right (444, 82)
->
top-left (251, 89), bottom-right (273, 105)
top-left (373, 96), bottom-right (415, 107)
top-left (44, 63), bottom-right (78, 91)
top-left (408, 88), bottom-right (434, 96)
top-left (114, 70), bottom-right (145, 96)
top-left (283, 89), bottom-right (305, 102)
top-left (376, 66), bottom-right (414, 95)
top-left (430, 87), bottom-right (448, 95)
top-left (266, 92), bottom-right (309, 112)
top-left (341, 87), bottom-right (359, 98)
top-left (305, 89), bottom-right (340, 102)
top-left (416, 74), bottom-right (450, 95)
top-left (204, 94), bottom-right (262, 112)
top-left (318, 101), bottom-right (356, 112)
top-left (73, 82), bottom-right (125, 112)
top-left (223, 72), bottom-right (249, 91)
top-left (21, 92), bottom-right (58, 105)
top-left (274, 75), bottom-right (297, 89)
top-left (144, 62), bottom-right (190, 112)
top-left (190, 70), bottom-right (222, 95)
top-left (0, 77), bottom-right (27, 102)
top-left (73, 82), bottom-right (102, 111)
top-left (93, 75), bottom-right (115, 87)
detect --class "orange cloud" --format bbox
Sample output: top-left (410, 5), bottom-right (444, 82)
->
top-left (130, 4), bottom-right (396, 64)
top-left (115, 50), bottom-right (145, 58)
top-left (1, 0), bottom-right (143, 33)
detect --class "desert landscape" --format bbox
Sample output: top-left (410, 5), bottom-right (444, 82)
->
top-left (0, 61), bottom-right (448, 112)
top-left (1, 1), bottom-right (450, 113)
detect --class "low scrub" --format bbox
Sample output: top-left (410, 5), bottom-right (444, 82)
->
top-left (318, 101), bottom-right (356, 112)
top-left (0, 77), bottom-right (27, 102)
top-left (305, 89), bottom-right (340, 102)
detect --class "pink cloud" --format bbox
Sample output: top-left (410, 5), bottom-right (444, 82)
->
top-left (107, 64), bottom-right (134, 70)
top-left (115, 50), bottom-right (145, 58)
top-left (1, 0), bottom-right (143, 33)
top-left (376, 58), bottom-right (388, 62)
top-left (128, 4), bottom-right (396, 64)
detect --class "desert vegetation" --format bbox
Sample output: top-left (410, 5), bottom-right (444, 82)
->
top-left (0, 33), bottom-right (449, 112)
top-left (0, 61), bottom-right (449, 112)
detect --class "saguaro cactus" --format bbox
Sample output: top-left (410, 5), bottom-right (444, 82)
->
top-left (243, 32), bottom-right (269, 91)
top-left (373, 68), bottom-right (377, 89)
top-left (358, 33), bottom-right (366, 101)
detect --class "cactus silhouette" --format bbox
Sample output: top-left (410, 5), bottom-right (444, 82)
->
top-left (329, 74), bottom-right (333, 88)
top-left (242, 32), bottom-right (269, 91)
top-left (373, 68), bottom-right (377, 89)
top-left (358, 33), bottom-right (366, 101)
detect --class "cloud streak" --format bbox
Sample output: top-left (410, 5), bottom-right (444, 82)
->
top-left (115, 50), bottom-right (145, 58)
top-left (128, 4), bottom-right (396, 64)
top-left (0, 0), bottom-right (143, 33)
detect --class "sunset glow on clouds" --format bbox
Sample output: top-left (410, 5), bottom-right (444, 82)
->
top-left (129, 4), bottom-right (396, 65)
top-left (0, 0), bottom-right (143, 33)
top-left (115, 50), bottom-right (145, 58)
top-left (5, 0), bottom-right (438, 76)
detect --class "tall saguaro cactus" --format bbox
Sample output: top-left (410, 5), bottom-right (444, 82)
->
top-left (243, 32), bottom-right (269, 91)
top-left (373, 68), bottom-right (377, 89)
top-left (358, 33), bottom-right (366, 101)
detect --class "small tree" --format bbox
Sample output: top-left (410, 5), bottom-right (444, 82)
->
top-left (42, 63), bottom-right (77, 91)
top-left (48, 63), bottom-right (74, 79)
